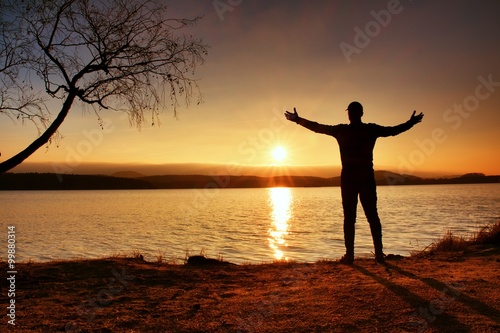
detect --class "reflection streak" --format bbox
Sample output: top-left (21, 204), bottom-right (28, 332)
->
top-left (268, 187), bottom-right (292, 260)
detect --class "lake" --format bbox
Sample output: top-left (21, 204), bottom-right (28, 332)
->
top-left (1, 183), bottom-right (499, 264)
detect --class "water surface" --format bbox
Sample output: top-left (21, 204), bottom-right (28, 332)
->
top-left (1, 184), bottom-right (498, 264)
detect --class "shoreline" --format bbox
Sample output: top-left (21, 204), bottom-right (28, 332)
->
top-left (1, 172), bottom-right (498, 190)
top-left (7, 249), bottom-right (406, 266)
top-left (3, 223), bottom-right (498, 331)
top-left (10, 220), bottom-right (500, 265)
top-left (2, 244), bottom-right (499, 332)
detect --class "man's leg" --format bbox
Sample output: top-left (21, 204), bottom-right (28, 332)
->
top-left (359, 177), bottom-right (384, 261)
top-left (341, 182), bottom-right (358, 260)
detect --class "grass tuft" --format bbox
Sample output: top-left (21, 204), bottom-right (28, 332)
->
top-left (131, 250), bottom-right (144, 260)
top-left (413, 221), bottom-right (499, 256)
top-left (155, 250), bottom-right (165, 264)
top-left (473, 220), bottom-right (500, 245)
top-left (433, 230), bottom-right (469, 252)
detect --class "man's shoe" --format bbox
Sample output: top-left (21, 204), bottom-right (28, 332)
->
top-left (339, 254), bottom-right (354, 264)
top-left (375, 252), bottom-right (386, 264)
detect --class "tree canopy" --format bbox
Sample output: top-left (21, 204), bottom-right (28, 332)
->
top-left (0, 0), bottom-right (208, 173)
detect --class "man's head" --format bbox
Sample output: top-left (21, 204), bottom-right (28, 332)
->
top-left (346, 101), bottom-right (363, 122)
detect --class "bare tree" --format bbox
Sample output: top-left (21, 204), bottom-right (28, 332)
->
top-left (1, 2), bottom-right (51, 136)
top-left (0, 0), bottom-right (208, 173)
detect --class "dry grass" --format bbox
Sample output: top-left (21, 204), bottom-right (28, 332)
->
top-left (413, 221), bottom-right (500, 256)
top-left (474, 220), bottom-right (500, 245)
top-left (2, 222), bottom-right (499, 332)
top-left (433, 230), bottom-right (470, 252)
top-left (4, 246), bottom-right (499, 332)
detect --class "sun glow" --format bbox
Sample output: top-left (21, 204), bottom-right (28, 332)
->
top-left (272, 146), bottom-right (287, 162)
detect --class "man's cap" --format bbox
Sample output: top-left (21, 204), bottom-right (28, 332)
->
top-left (346, 101), bottom-right (363, 113)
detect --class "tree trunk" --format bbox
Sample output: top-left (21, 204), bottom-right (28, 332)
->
top-left (0, 93), bottom-right (77, 174)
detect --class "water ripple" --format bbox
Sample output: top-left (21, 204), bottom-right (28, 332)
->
top-left (1, 184), bottom-right (498, 263)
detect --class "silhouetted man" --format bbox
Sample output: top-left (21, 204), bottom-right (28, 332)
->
top-left (285, 102), bottom-right (423, 264)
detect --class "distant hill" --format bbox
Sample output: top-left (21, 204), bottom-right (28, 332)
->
top-left (111, 171), bottom-right (146, 178)
top-left (0, 173), bottom-right (153, 190)
top-left (138, 174), bottom-right (339, 189)
top-left (377, 171), bottom-right (500, 186)
top-left (0, 172), bottom-right (498, 190)
top-left (138, 172), bottom-right (499, 189)
top-left (11, 162), bottom-right (343, 178)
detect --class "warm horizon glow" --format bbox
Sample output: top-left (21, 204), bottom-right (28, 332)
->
top-left (2, 2), bottom-right (500, 177)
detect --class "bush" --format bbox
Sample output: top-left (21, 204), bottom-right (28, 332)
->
top-left (473, 221), bottom-right (500, 245)
top-left (414, 221), bottom-right (499, 256)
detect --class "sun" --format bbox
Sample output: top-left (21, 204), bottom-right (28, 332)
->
top-left (272, 146), bottom-right (287, 162)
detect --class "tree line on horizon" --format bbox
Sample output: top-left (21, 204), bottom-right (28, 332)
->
top-left (0, 172), bottom-right (498, 190)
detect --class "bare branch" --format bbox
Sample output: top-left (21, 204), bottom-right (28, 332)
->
top-left (0, 0), bottom-right (207, 173)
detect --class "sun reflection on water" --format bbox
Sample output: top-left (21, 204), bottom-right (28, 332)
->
top-left (268, 187), bottom-right (293, 260)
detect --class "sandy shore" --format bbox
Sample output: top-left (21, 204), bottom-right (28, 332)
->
top-left (2, 246), bottom-right (499, 332)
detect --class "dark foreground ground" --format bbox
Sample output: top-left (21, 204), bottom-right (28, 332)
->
top-left (1, 246), bottom-right (499, 332)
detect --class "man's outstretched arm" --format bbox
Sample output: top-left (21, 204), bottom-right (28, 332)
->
top-left (285, 108), bottom-right (335, 135)
top-left (377, 111), bottom-right (424, 137)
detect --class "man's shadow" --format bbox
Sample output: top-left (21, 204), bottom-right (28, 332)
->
top-left (351, 262), bottom-right (500, 332)
top-left (386, 263), bottom-right (499, 322)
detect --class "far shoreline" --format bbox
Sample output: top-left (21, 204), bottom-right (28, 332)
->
top-left (0, 171), bottom-right (498, 190)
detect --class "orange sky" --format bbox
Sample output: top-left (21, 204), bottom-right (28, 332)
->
top-left (2, 1), bottom-right (500, 176)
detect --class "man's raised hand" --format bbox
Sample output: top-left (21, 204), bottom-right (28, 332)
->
top-left (285, 107), bottom-right (299, 122)
top-left (409, 110), bottom-right (424, 125)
